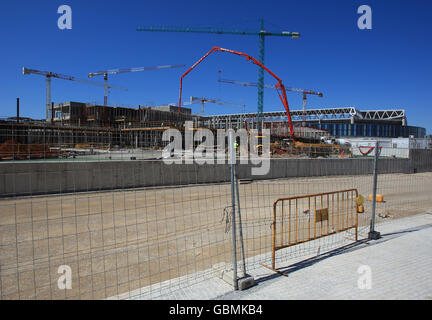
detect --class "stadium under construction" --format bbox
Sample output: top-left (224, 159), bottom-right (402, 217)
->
top-left (5, 45), bottom-right (428, 160)
top-left (204, 107), bottom-right (425, 138)
top-left (0, 100), bottom-right (428, 159)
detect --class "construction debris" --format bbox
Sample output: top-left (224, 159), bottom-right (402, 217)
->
top-left (0, 139), bottom-right (59, 160)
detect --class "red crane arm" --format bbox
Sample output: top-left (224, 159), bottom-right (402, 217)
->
top-left (178, 46), bottom-right (294, 137)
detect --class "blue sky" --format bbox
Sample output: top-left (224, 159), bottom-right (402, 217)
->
top-left (0, 0), bottom-right (431, 133)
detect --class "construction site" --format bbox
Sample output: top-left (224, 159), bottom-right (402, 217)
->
top-left (1, 17), bottom-right (431, 302)
top-left (2, 97), bottom-right (429, 162)
top-left (2, 61), bottom-right (429, 161)
top-left (0, 48), bottom-right (427, 161)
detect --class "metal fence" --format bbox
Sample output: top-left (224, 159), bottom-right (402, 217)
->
top-left (0, 132), bottom-right (431, 299)
top-left (267, 189), bottom-right (359, 270)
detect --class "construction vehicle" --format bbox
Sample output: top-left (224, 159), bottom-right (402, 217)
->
top-left (177, 46), bottom-right (294, 137)
top-left (218, 78), bottom-right (323, 126)
top-left (137, 20), bottom-right (300, 127)
top-left (88, 64), bottom-right (185, 106)
top-left (176, 46), bottom-right (345, 157)
top-left (176, 46), bottom-right (293, 157)
top-left (217, 77), bottom-right (340, 157)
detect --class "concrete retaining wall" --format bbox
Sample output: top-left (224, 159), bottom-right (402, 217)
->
top-left (1, 152), bottom-right (425, 198)
top-left (410, 149), bottom-right (432, 173)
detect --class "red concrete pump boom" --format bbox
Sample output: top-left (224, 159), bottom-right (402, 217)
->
top-left (178, 46), bottom-right (294, 138)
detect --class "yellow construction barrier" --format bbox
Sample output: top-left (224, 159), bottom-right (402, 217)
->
top-left (263, 189), bottom-right (359, 272)
top-left (369, 194), bottom-right (384, 202)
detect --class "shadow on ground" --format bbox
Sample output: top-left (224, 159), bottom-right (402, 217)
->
top-left (255, 222), bottom-right (432, 285)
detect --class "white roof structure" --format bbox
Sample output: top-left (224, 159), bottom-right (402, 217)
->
top-left (204, 107), bottom-right (406, 123)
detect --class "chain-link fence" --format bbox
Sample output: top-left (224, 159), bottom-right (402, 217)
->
top-left (1, 129), bottom-right (431, 299)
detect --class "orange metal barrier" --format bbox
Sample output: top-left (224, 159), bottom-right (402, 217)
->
top-left (265, 189), bottom-right (359, 271)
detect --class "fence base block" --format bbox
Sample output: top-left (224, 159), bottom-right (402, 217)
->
top-left (213, 263), bottom-right (255, 290)
top-left (221, 270), bottom-right (255, 291)
top-left (368, 231), bottom-right (381, 240)
top-left (237, 275), bottom-right (255, 291)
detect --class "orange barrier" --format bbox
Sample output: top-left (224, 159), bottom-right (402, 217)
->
top-left (264, 189), bottom-right (359, 271)
top-left (369, 194), bottom-right (384, 202)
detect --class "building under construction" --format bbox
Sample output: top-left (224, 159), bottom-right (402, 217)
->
top-left (49, 102), bottom-right (194, 128)
top-left (0, 99), bottom-right (428, 160)
top-left (0, 102), bottom-right (199, 159)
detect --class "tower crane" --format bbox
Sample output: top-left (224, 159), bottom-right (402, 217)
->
top-left (213, 99), bottom-right (246, 114)
top-left (187, 97), bottom-right (216, 116)
top-left (137, 20), bottom-right (300, 130)
top-left (218, 78), bottom-right (323, 126)
top-left (187, 96), bottom-right (246, 116)
top-left (22, 67), bottom-right (127, 122)
top-left (88, 64), bottom-right (185, 106)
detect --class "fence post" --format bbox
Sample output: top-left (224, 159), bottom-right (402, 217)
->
top-left (234, 164), bottom-right (247, 277)
top-left (368, 141), bottom-right (381, 240)
top-left (228, 130), bottom-right (238, 290)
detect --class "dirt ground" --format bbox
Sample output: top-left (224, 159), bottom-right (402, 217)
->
top-left (1, 172), bottom-right (431, 299)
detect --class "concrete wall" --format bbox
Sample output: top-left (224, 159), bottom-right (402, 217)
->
top-left (1, 152), bottom-right (426, 198)
top-left (410, 149), bottom-right (432, 173)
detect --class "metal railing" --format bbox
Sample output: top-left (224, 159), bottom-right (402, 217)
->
top-left (265, 189), bottom-right (359, 270)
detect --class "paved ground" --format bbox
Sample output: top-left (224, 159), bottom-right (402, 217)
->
top-left (219, 213), bottom-right (432, 300)
top-left (128, 212), bottom-right (432, 300)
